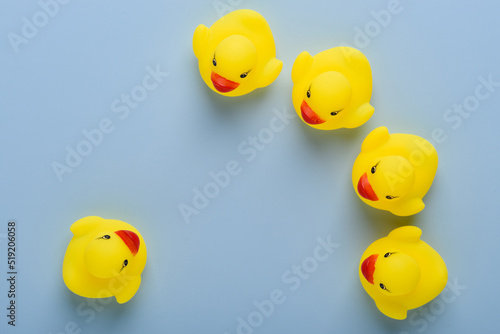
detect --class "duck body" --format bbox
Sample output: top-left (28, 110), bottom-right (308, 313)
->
top-left (193, 9), bottom-right (282, 96)
top-left (352, 126), bottom-right (438, 216)
top-left (359, 226), bottom-right (448, 320)
top-left (62, 216), bottom-right (147, 304)
top-left (292, 47), bottom-right (374, 130)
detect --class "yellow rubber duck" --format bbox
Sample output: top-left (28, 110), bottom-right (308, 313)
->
top-left (193, 9), bottom-right (282, 96)
top-left (291, 47), bottom-right (374, 130)
top-left (62, 216), bottom-right (147, 304)
top-left (359, 226), bottom-right (448, 320)
top-left (352, 126), bottom-right (438, 216)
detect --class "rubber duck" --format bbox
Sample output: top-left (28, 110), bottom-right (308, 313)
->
top-left (193, 9), bottom-right (282, 96)
top-left (359, 226), bottom-right (448, 320)
top-left (352, 126), bottom-right (438, 216)
top-left (291, 47), bottom-right (374, 130)
top-left (62, 216), bottom-right (147, 304)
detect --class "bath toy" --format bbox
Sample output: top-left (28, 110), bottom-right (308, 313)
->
top-left (193, 9), bottom-right (282, 96)
top-left (291, 47), bottom-right (374, 130)
top-left (352, 126), bottom-right (438, 216)
top-left (62, 216), bottom-right (147, 304)
top-left (359, 226), bottom-right (448, 320)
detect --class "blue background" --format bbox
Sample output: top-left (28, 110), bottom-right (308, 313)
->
top-left (1, 0), bottom-right (498, 333)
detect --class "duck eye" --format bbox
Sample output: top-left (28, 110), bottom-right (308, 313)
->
top-left (380, 283), bottom-right (386, 290)
top-left (386, 195), bottom-right (395, 200)
top-left (371, 166), bottom-right (376, 174)
top-left (240, 72), bottom-right (248, 78)
top-left (306, 89), bottom-right (311, 98)
top-left (384, 252), bottom-right (392, 258)
top-left (123, 259), bottom-right (128, 267)
top-left (102, 235), bottom-right (110, 240)
top-left (331, 111), bottom-right (338, 116)
top-left (212, 57), bottom-right (217, 66)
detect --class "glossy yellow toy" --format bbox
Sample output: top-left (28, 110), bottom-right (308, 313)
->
top-left (352, 126), bottom-right (438, 216)
top-left (62, 216), bottom-right (147, 304)
top-left (292, 47), bottom-right (374, 130)
top-left (359, 226), bottom-right (448, 320)
top-left (193, 9), bottom-right (282, 96)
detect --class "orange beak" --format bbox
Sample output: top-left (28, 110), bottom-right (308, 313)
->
top-left (115, 230), bottom-right (140, 256)
top-left (357, 173), bottom-right (378, 201)
top-left (361, 254), bottom-right (378, 284)
top-left (211, 71), bottom-right (239, 93)
top-left (300, 100), bottom-right (325, 125)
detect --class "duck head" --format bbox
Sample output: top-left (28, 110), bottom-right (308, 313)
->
top-left (361, 251), bottom-right (421, 296)
top-left (300, 71), bottom-right (352, 127)
top-left (84, 230), bottom-right (140, 278)
top-left (357, 155), bottom-right (416, 202)
top-left (210, 35), bottom-right (257, 94)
